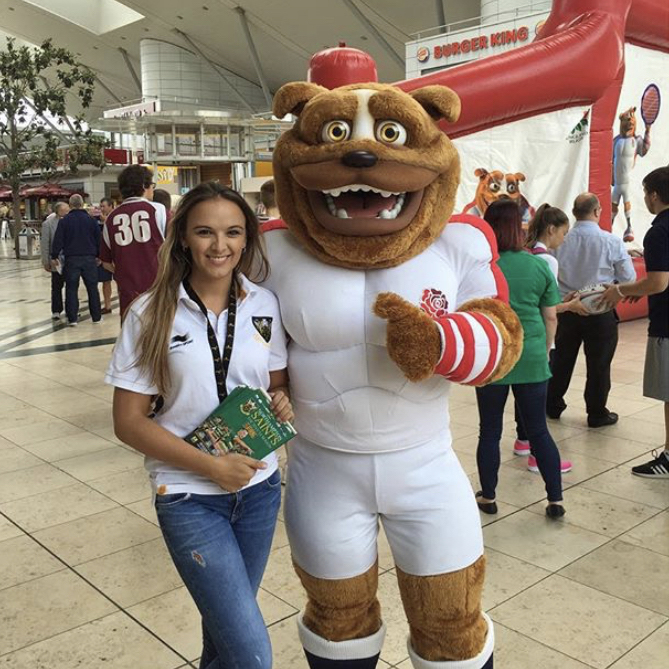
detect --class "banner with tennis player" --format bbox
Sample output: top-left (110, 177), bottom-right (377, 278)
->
top-left (611, 44), bottom-right (666, 247)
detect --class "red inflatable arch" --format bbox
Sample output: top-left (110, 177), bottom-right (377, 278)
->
top-left (395, 0), bottom-right (669, 230)
top-left (396, 0), bottom-right (669, 322)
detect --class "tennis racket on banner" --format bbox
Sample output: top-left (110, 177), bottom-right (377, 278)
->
top-left (640, 84), bottom-right (661, 126)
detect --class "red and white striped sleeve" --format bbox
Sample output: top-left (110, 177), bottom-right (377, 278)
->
top-left (430, 214), bottom-right (511, 386)
top-left (433, 311), bottom-right (503, 385)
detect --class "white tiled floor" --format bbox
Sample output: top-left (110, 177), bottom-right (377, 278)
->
top-left (0, 243), bottom-right (667, 668)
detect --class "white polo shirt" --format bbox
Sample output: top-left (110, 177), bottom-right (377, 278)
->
top-left (105, 274), bottom-right (288, 495)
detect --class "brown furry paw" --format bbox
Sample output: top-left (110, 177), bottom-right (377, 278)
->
top-left (374, 293), bottom-right (441, 382)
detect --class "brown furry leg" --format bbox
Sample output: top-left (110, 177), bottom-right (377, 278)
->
top-left (294, 560), bottom-right (382, 641)
top-left (397, 556), bottom-right (487, 661)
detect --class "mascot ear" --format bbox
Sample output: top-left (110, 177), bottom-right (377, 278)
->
top-left (273, 82), bottom-right (329, 119)
top-left (474, 168), bottom-right (489, 179)
top-left (515, 172), bottom-right (526, 182)
top-left (409, 86), bottom-right (461, 123)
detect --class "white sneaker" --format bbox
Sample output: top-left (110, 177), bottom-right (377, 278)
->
top-left (52, 313), bottom-right (61, 320)
top-left (68, 321), bottom-right (78, 327)
top-left (92, 318), bottom-right (103, 324)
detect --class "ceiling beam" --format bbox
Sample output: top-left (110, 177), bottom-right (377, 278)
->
top-left (94, 75), bottom-right (124, 106)
top-left (235, 7), bottom-right (272, 108)
top-left (173, 28), bottom-right (257, 114)
top-left (118, 47), bottom-right (142, 94)
top-left (39, 76), bottom-right (78, 134)
top-left (22, 97), bottom-right (69, 143)
top-left (436, 0), bottom-right (446, 28)
top-left (213, 0), bottom-right (312, 60)
top-left (342, 0), bottom-right (404, 70)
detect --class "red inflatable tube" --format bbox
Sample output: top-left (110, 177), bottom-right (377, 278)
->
top-left (395, 0), bottom-right (630, 139)
top-left (627, 0), bottom-right (669, 51)
top-left (394, 0), bottom-right (668, 227)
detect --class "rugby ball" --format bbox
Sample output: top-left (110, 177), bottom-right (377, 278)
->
top-left (576, 283), bottom-right (612, 315)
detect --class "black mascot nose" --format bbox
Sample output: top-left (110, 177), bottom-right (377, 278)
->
top-left (342, 151), bottom-right (378, 168)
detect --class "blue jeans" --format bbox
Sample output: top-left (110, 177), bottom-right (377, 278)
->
top-left (63, 255), bottom-right (101, 323)
top-left (515, 350), bottom-right (555, 443)
top-left (155, 470), bottom-right (281, 669)
top-left (476, 382), bottom-right (563, 503)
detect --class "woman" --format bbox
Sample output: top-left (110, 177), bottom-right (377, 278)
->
top-left (97, 197), bottom-right (115, 314)
top-left (106, 182), bottom-right (293, 668)
top-left (513, 204), bottom-right (587, 470)
top-left (475, 199), bottom-right (566, 519)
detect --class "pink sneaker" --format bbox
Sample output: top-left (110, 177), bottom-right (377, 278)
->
top-left (513, 439), bottom-right (530, 456)
top-left (527, 455), bottom-right (572, 473)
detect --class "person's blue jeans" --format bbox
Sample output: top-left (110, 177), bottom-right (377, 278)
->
top-left (155, 470), bottom-right (281, 669)
top-left (515, 351), bottom-right (556, 444)
top-left (63, 255), bottom-right (101, 323)
top-left (476, 382), bottom-right (563, 503)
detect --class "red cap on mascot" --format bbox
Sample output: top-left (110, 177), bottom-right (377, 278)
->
top-left (308, 41), bottom-right (378, 89)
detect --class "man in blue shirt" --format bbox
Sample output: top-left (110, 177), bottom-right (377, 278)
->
top-left (51, 194), bottom-right (102, 326)
top-left (601, 167), bottom-right (669, 477)
top-left (547, 193), bottom-right (636, 427)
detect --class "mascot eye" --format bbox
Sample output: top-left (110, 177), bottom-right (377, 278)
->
top-left (489, 182), bottom-right (501, 192)
top-left (321, 121), bottom-right (351, 143)
top-left (507, 184), bottom-right (517, 193)
top-left (375, 121), bottom-right (407, 145)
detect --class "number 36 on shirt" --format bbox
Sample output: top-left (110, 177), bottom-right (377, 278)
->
top-left (113, 210), bottom-right (153, 246)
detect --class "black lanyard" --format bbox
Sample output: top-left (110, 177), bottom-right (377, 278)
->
top-left (183, 279), bottom-right (237, 403)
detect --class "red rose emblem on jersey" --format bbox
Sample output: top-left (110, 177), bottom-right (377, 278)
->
top-left (420, 288), bottom-right (449, 319)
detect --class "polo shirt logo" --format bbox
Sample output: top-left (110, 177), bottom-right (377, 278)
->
top-left (252, 317), bottom-right (273, 343)
top-left (420, 288), bottom-right (449, 319)
top-left (169, 333), bottom-right (193, 350)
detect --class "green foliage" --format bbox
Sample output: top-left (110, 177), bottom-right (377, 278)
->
top-left (0, 37), bottom-right (107, 192)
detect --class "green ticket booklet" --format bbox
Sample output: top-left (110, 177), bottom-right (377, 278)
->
top-left (185, 386), bottom-right (296, 460)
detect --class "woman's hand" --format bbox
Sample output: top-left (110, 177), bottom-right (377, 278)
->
top-left (206, 453), bottom-right (267, 492)
top-left (270, 389), bottom-right (294, 423)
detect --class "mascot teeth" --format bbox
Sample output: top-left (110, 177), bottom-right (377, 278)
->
top-left (322, 185), bottom-right (400, 197)
top-left (323, 188), bottom-right (406, 220)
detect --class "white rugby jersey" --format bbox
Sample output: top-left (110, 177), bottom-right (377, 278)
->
top-left (262, 215), bottom-right (506, 453)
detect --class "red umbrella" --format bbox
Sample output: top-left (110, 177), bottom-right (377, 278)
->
top-left (21, 183), bottom-right (88, 198)
top-left (0, 183), bottom-right (88, 201)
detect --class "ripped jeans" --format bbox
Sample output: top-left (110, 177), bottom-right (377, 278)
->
top-left (155, 469), bottom-right (281, 669)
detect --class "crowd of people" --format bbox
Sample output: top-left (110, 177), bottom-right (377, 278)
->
top-left (32, 164), bottom-right (668, 666)
top-left (38, 166), bottom-right (172, 325)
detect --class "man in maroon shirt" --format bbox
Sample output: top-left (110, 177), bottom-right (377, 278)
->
top-left (100, 165), bottom-right (166, 319)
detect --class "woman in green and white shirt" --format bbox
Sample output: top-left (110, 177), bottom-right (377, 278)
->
top-left (475, 199), bottom-right (566, 519)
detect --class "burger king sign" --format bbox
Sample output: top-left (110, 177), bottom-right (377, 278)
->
top-left (416, 46), bottom-right (430, 63)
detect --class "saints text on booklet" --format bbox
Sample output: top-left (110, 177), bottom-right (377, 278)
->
top-left (184, 386), bottom-right (296, 460)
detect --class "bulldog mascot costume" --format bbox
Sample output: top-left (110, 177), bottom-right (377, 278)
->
top-left (262, 46), bottom-right (522, 669)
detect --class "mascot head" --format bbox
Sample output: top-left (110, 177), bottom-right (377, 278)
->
top-left (272, 48), bottom-right (461, 270)
top-left (469, 168), bottom-right (527, 216)
top-left (619, 107), bottom-right (637, 137)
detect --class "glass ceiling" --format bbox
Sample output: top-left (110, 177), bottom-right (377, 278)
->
top-left (23, 0), bottom-right (144, 36)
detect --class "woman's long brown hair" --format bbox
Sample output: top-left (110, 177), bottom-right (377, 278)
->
top-left (134, 182), bottom-right (269, 396)
top-left (525, 203), bottom-right (569, 249)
